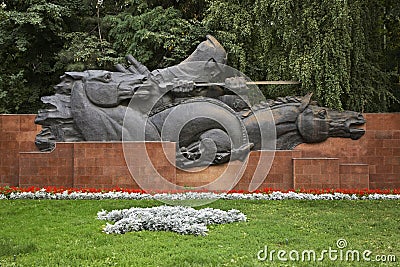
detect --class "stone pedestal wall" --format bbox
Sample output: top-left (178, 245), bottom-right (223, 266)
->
top-left (0, 113), bottom-right (399, 190)
top-left (0, 115), bottom-right (40, 186)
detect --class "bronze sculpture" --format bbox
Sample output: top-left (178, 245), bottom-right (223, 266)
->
top-left (35, 35), bottom-right (365, 167)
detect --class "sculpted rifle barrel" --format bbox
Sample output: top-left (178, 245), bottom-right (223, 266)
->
top-left (194, 81), bottom-right (301, 87)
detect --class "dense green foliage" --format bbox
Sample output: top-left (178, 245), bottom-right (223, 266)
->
top-left (104, 1), bottom-right (208, 69)
top-left (206, 0), bottom-right (400, 111)
top-left (0, 200), bottom-right (399, 266)
top-left (0, 0), bottom-right (399, 113)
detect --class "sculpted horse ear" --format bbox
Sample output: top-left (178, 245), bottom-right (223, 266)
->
top-left (299, 93), bottom-right (313, 112)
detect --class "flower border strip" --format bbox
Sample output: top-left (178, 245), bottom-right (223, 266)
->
top-left (1, 186), bottom-right (400, 195)
top-left (0, 186), bottom-right (400, 200)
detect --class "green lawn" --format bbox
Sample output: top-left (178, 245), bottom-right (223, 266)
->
top-left (0, 200), bottom-right (399, 266)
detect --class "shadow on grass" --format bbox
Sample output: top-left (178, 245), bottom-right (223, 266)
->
top-left (0, 238), bottom-right (38, 257)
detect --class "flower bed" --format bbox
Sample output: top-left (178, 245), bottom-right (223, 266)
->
top-left (98, 206), bottom-right (247, 236)
top-left (0, 186), bottom-right (399, 200)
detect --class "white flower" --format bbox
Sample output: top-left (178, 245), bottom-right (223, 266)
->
top-left (98, 206), bottom-right (247, 235)
top-left (2, 188), bottom-right (400, 201)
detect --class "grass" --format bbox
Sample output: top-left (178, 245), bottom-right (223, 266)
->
top-left (0, 199), bottom-right (399, 266)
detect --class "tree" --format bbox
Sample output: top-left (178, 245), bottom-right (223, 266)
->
top-left (0, 0), bottom-right (121, 113)
top-left (0, 0), bottom-right (398, 113)
top-left (104, 0), bottom-right (208, 69)
top-left (0, 0), bottom-right (69, 113)
top-left (54, 0), bottom-right (121, 72)
top-left (345, 0), bottom-right (399, 112)
top-left (0, 0), bottom-right (210, 113)
top-left (204, 0), bottom-right (400, 112)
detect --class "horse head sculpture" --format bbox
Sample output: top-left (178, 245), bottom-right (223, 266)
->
top-left (243, 94), bottom-right (366, 150)
top-left (297, 104), bottom-right (366, 144)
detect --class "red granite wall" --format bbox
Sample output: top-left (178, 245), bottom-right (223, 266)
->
top-left (0, 113), bottom-right (399, 190)
top-left (20, 143), bottom-right (73, 187)
top-left (19, 142), bottom-right (176, 190)
top-left (0, 115), bottom-right (40, 186)
top-left (293, 158), bottom-right (340, 190)
top-left (175, 151), bottom-right (301, 191)
top-left (234, 150), bottom-right (301, 190)
top-left (296, 113), bottom-right (400, 189)
top-left (339, 164), bottom-right (369, 189)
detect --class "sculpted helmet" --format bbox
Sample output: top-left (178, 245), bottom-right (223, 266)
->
top-left (182, 35), bottom-right (227, 64)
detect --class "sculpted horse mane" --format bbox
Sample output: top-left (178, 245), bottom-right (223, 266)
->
top-left (35, 35), bottom-right (366, 167)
